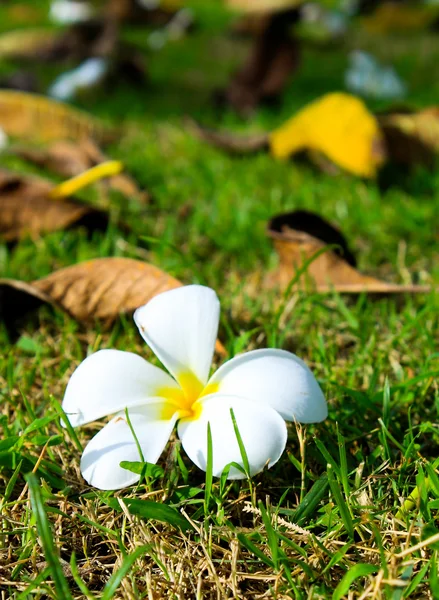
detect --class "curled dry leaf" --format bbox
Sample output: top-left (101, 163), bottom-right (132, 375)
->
top-left (40, 18), bottom-right (118, 63)
top-left (193, 93), bottom-right (386, 177)
top-left (266, 210), bottom-right (430, 294)
top-left (187, 118), bottom-right (268, 154)
top-left (270, 93), bottom-right (386, 178)
top-left (0, 169), bottom-right (108, 242)
top-left (226, 0), bottom-right (303, 14)
top-left (108, 0), bottom-right (184, 23)
top-left (13, 138), bottom-right (148, 203)
top-left (0, 258), bottom-right (181, 325)
top-left (0, 71), bottom-right (39, 94)
top-left (0, 258), bottom-right (182, 324)
top-left (36, 557), bottom-right (93, 580)
top-left (378, 108), bottom-right (439, 168)
top-left (222, 8), bottom-right (301, 116)
top-left (0, 90), bottom-right (115, 144)
top-left (0, 29), bottom-right (60, 60)
top-left (0, 257), bottom-right (227, 354)
top-left (361, 3), bottom-right (439, 34)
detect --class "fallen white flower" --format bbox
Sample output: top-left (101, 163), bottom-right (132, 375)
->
top-left (0, 127), bottom-right (8, 151)
top-left (48, 58), bottom-right (108, 101)
top-left (62, 285), bottom-right (327, 490)
top-left (345, 50), bottom-right (406, 100)
top-left (50, 0), bottom-right (93, 24)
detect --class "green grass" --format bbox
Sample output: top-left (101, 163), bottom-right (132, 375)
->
top-left (1, 2), bottom-right (439, 598)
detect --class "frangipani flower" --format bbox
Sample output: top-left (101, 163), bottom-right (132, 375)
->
top-left (62, 285), bottom-right (327, 490)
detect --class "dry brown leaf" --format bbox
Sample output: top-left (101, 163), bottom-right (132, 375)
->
top-left (39, 18), bottom-right (118, 63)
top-left (0, 71), bottom-right (39, 93)
top-left (0, 19), bottom-right (118, 64)
top-left (0, 29), bottom-right (59, 60)
top-left (378, 108), bottom-right (439, 168)
top-left (1, 18), bottom-right (148, 92)
top-left (226, 0), bottom-right (303, 14)
top-left (0, 169), bottom-right (108, 242)
top-left (266, 210), bottom-right (430, 294)
top-left (0, 90), bottom-right (115, 144)
top-left (108, 0), bottom-right (183, 23)
top-left (188, 119), bottom-right (268, 154)
top-left (5, 3), bottom-right (41, 22)
top-left (362, 3), bottom-right (439, 34)
top-left (13, 139), bottom-right (149, 203)
top-left (222, 9), bottom-right (300, 116)
top-left (0, 258), bottom-right (182, 325)
top-left (0, 257), bottom-right (227, 354)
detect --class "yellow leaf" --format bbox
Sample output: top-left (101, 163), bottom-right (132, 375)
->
top-left (269, 92), bottom-right (385, 177)
top-left (49, 161), bottom-right (124, 199)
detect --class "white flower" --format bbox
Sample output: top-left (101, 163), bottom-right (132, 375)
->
top-left (0, 127), bottom-right (8, 152)
top-left (50, 0), bottom-right (93, 24)
top-left (62, 285), bottom-right (327, 490)
top-left (48, 58), bottom-right (108, 102)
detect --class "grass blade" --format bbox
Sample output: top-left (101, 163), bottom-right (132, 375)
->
top-left (332, 564), bottom-right (378, 600)
top-left (291, 475), bottom-right (329, 525)
top-left (237, 533), bottom-right (274, 569)
top-left (230, 408), bottom-right (250, 476)
top-left (258, 501), bottom-right (279, 571)
top-left (26, 473), bottom-right (74, 600)
top-left (101, 545), bottom-right (152, 600)
top-left (104, 497), bottom-right (194, 531)
top-left (204, 421), bottom-right (213, 515)
top-left (430, 553), bottom-right (439, 600)
top-left (336, 426), bottom-right (350, 499)
top-left (327, 464), bottom-right (354, 540)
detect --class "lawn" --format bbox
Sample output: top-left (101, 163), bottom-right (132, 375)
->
top-left (0, 1), bottom-right (438, 599)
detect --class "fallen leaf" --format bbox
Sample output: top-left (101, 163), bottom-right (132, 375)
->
top-left (192, 93), bottom-right (386, 176)
top-left (39, 18), bottom-right (119, 63)
top-left (378, 108), bottom-right (439, 168)
top-left (5, 3), bottom-right (41, 23)
top-left (270, 93), bottom-right (386, 177)
top-left (266, 210), bottom-right (430, 293)
top-left (0, 169), bottom-right (108, 242)
top-left (36, 557), bottom-right (93, 579)
top-left (0, 29), bottom-right (59, 60)
top-left (222, 8), bottom-right (301, 116)
top-left (0, 18), bottom-right (148, 97)
top-left (0, 258), bottom-right (181, 325)
top-left (13, 138), bottom-right (149, 203)
top-left (187, 119), bottom-right (268, 154)
top-left (226, 0), bottom-right (303, 14)
top-left (108, 0), bottom-right (184, 23)
top-left (0, 257), bottom-right (227, 354)
top-left (361, 3), bottom-right (439, 34)
top-left (0, 71), bottom-right (39, 93)
top-left (0, 90), bottom-right (115, 143)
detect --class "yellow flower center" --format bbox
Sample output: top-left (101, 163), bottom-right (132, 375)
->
top-left (158, 372), bottom-right (219, 420)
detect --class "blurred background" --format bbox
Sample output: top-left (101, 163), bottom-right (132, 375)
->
top-left (0, 0), bottom-right (438, 291)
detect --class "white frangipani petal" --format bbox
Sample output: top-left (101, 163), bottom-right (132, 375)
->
top-left (208, 349), bottom-right (327, 423)
top-left (62, 349), bottom-right (179, 427)
top-left (62, 284), bottom-right (328, 491)
top-left (80, 405), bottom-right (178, 490)
top-left (134, 285), bottom-right (220, 387)
top-left (178, 394), bottom-right (287, 479)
